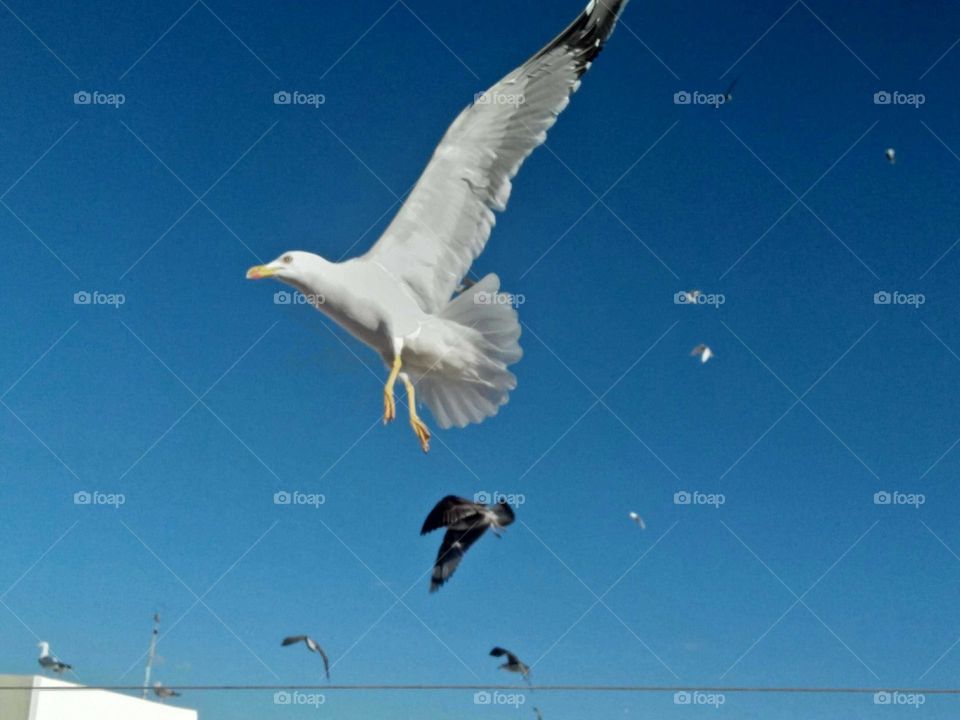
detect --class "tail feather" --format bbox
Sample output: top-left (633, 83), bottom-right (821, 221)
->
top-left (418, 274), bottom-right (522, 429)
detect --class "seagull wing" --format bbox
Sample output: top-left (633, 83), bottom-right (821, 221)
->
top-left (317, 645), bottom-right (331, 680)
top-left (364, 0), bottom-right (631, 313)
top-left (421, 496), bottom-right (481, 535)
top-left (281, 635), bottom-right (308, 647)
top-left (430, 525), bottom-right (488, 591)
top-left (490, 647), bottom-right (520, 665)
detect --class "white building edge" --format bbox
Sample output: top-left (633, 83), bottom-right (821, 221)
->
top-left (0, 675), bottom-right (197, 719)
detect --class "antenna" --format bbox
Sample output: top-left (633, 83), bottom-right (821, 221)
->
top-left (142, 613), bottom-right (160, 699)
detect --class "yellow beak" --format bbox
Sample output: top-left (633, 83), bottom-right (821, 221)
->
top-left (246, 264), bottom-right (278, 280)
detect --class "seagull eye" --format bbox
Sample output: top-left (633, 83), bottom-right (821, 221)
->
top-left (282, 255), bottom-right (293, 264)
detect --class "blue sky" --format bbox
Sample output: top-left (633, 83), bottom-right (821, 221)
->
top-left (2, 0), bottom-right (960, 717)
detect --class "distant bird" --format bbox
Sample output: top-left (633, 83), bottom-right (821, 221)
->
top-left (723, 76), bottom-right (740, 103)
top-left (628, 511), bottom-right (646, 529)
top-left (153, 682), bottom-right (181, 700)
top-left (490, 647), bottom-right (531, 682)
top-left (885, 148), bottom-right (896, 164)
top-left (421, 496), bottom-right (515, 592)
top-left (245, 0), bottom-right (632, 453)
top-left (282, 635), bottom-right (330, 679)
top-left (36, 642), bottom-right (71, 674)
top-left (691, 344), bottom-right (714, 364)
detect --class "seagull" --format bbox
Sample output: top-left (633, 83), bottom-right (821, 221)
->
top-left (885, 148), bottom-right (896, 164)
top-left (153, 682), bottom-right (181, 700)
top-left (722, 76), bottom-right (739, 103)
top-left (36, 642), bottom-right (71, 674)
top-left (490, 647), bottom-right (531, 682)
top-left (281, 635), bottom-right (331, 679)
top-left (246, 0), bottom-right (632, 453)
top-left (628, 511), bottom-right (646, 529)
top-left (691, 344), bottom-right (714, 364)
top-left (421, 496), bottom-right (515, 592)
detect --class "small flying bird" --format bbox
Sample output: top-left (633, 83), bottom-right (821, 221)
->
top-left (691, 344), bottom-right (714, 364)
top-left (722, 76), bottom-right (739, 103)
top-left (37, 642), bottom-right (71, 674)
top-left (490, 647), bottom-right (531, 683)
top-left (628, 511), bottom-right (646, 529)
top-left (885, 148), bottom-right (896, 164)
top-left (281, 635), bottom-right (331, 679)
top-left (153, 682), bottom-right (181, 700)
top-left (421, 496), bottom-right (515, 592)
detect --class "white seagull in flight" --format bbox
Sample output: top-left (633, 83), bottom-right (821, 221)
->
top-left (247, 0), bottom-right (632, 452)
top-left (282, 635), bottom-right (331, 679)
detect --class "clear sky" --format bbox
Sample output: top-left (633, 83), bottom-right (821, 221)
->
top-left (2, 0), bottom-right (960, 718)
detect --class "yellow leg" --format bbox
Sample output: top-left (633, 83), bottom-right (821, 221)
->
top-left (383, 354), bottom-right (401, 424)
top-left (403, 376), bottom-right (431, 453)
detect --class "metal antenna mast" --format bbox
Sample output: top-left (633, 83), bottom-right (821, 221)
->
top-left (142, 613), bottom-right (160, 699)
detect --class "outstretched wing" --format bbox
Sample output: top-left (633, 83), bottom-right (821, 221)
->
top-left (281, 635), bottom-right (308, 647)
top-left (490, 646), bottom-right (520, 665)
top-left (420, 496), bottom-right (480, 535)
top-left (364, 0), bottom-right (631, 313)
top-left (430, 525), bottom-right (488, 591)
top-left (317, 645), bottom-right (331, 680)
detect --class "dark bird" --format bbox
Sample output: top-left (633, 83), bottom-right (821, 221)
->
top-left (282, 635), bottom-right (330, 679)
top-left (37, 642), bottom-right (71, 674)
top-left (490, 646), bottom-right (531, 683)
top-left (153, 682), bottom-right (181, 700)
top-left (421, 496), bottom-right (515, 592)
top-left (723, 76), bottom-right (740, 103)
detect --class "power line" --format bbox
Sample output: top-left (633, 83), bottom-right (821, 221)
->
top-left (1, 684), bottom-right (957, 694)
